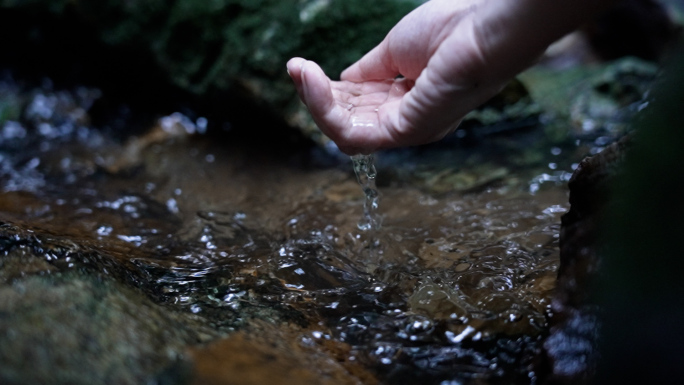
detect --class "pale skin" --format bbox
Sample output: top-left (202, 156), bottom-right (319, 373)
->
top-left (287, 0), bottom-right (618, 155)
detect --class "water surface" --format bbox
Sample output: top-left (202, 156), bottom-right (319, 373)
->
top-left (0, 79), bottom-right (614, 384)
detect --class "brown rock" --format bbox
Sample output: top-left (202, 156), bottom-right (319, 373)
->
top-left (542, 135), bottom-right (631, 384)
top-left (188, 322), bottom-right (375, 385)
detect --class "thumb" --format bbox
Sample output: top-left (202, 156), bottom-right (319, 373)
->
top-left (300, 60), bottom-right (337, 121)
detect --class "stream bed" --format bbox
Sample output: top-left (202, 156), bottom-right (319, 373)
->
top-left (0, 72), bottom-right (635, 384)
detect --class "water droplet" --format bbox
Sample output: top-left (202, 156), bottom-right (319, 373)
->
top-left (196, 117), bottom-right (208, 134)
top-left (166, 198), bottom-right (179, 214)
top-left (97, 226), bottom-right (113, 236)
top-left (446, 325), bottom-right (476, 343)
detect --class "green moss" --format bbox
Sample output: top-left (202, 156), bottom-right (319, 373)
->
top-left (2, 0), bottom-right (420, 139)
top-left (65, 0), bottom-right (417, 96)
top-left (298, 0), bottom-right (417, 76)
top-left (0, 271), bottom-right (199, 385)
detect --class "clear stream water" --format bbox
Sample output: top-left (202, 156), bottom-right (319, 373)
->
top-left (0, 77), bottom-right (633, 384)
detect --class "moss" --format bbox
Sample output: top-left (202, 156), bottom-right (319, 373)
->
top-left (298, 0), bottom-right (417, 76)
top-left (1, 0), bottom-right (420, 139)
top-left (0, 271), bottom-right (199, 385)
top-left (65, 0), bottom-right (417, 94)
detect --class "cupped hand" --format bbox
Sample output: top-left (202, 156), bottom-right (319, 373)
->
top-left (287, 0), bottom-right (504, 155)
top-left (287, 58), bottom-right (416, 155)
top-left (288, 0), bottom-right (609, 154)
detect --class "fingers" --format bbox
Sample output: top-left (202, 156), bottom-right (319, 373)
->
top-left (286, 57), bottom-right (306, 96)
top-left (287, 57), bottom-right (408, 154)
top-left (287, 57), bottom-right (337, 124)
top-left (287, 58), bottom-right (348, 142)
top-left (299, 60), bottom-right (339, 127)
top-left (340, 41), bottom-right (400, 82)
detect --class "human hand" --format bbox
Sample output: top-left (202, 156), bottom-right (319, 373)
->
top-left (287, 0), bottom-right (614, 154)
top-left (287, 0), bottom-right (504, 154)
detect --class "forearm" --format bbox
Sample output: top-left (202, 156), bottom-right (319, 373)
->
top-left (287, 0), bottom-right (624, 152)
top-left (399, 0), bottom-right (620, 144)
top-left (482, 0), bottom-right (619, 45)
top-left (474, 0), bottom-right (620, 80)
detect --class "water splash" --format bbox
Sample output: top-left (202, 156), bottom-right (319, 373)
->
top-left (351, 154), bottom-right (381, 231)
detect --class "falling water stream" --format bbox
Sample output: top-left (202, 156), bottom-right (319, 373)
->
top-left (351, 154), bottom-right (381, 232)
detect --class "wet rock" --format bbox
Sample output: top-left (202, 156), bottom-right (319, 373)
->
top-left (459, 78), bottom-right (542, 138)
top-left (544, 128), bottom-right (631, 383)
top-left (544, 43), bottom-right (684, 383)
top-left (0, 269), bottom-right (206, 385)
top-left (594, 44), bottom-right (684, 384)
top-left (541, 136), bottom-right (630, 384)
top-left (557, 137), bottom-right (630, 307)
top-left (103, 112), bottom-right (201, 173)
top-left (414, 165), bottom-right (510, 194)
top-left (518, 57), bottom-right (657, 142)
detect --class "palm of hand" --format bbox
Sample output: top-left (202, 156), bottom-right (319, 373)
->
top-left (330, 77), bottom-right (417, 154)
top-left (288, 58), bottom-right (416, 154)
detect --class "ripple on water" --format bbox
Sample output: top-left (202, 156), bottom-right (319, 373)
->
top-left (0, 82), bottom-right (571, 383)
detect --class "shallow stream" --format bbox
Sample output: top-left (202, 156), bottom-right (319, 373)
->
top-left (0, 75), bottom-right (633, 384)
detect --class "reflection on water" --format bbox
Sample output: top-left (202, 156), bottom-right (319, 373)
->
top-left (0, 80), bottom-right (605, 384)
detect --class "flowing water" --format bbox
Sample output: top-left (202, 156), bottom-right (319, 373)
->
top-left (0, 78), bottom-right (624, 384)
top-left (351, 154), bottom-right (381, 232)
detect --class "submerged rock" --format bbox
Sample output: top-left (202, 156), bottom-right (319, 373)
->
top-left (188, 322), bottom-right (376, 385)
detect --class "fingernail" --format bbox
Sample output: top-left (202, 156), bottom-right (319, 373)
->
top-left (300, 61), bottom-right (309, 87)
